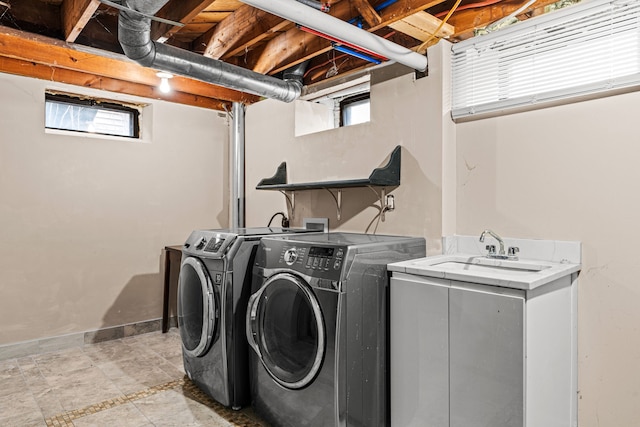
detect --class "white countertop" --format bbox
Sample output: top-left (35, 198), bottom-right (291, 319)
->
top-left (388, 253), bottom-right (581, 291)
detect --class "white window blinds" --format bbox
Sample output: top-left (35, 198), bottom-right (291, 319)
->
top-left (451, 0), bottom-right (640, 121)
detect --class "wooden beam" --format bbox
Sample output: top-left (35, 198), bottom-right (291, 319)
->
top-left (196, 5), bottom-right (289, 59)
top-left (389, 11), bottom-right (454, 42)
top-left (0, 25), bottom-right (259, 105)
top-left (447, 0), bottom-right (561, 40)
top-left (0, 56), bottom-right (230, 110)
top-left (252, 0), bottom-right (446, 75)
top-left (62, 0), bottom-right (101, 42)
top-left (252, 29), bottom-right (324, 75)
top-left (151, 0), bottom-right (213, 41)
top-left (351, 0), bottom-right (382, 27)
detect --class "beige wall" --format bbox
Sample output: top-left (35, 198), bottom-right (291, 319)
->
top-left (245, 43), bottom-right (454, 256)
top-left (457, 92), bottom-right (640, 426)
top-left (0, 73), bottom-right (228, 345)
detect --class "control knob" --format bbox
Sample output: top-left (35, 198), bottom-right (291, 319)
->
top-left (283, 248), bottom-right (298, 265)
top-left (196, 237), bottom-right (207, 250)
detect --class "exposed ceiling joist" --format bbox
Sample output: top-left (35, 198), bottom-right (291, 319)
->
top-left (0, 25), bottom-right (259, 108)
top-left (197, 5), bottom-right (289, 59)
top-left (251, 0), bottom-right (447, 75)
top-left (389, 11), bottom-right (454, 43)
top-left (448, 0), bottom-right (562, 39)
top-left (0, 56), bottom-right (229, 110)
top-left (152, 0), bottom-right (214, 41)
top-left (62, 0), bottom-right (101, 42)
top-left (351, 0), bottom-right (383, 27)
top-left (0, 0), bottom-right (585, 106)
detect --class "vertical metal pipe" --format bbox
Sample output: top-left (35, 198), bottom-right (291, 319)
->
top-left (230, 102), bottom-right (245, 228)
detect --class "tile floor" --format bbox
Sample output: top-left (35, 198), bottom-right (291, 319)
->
top-left (0, 329), bottom-right (269, 427)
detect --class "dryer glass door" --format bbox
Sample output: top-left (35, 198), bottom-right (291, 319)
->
top-left (178, 257), bottom-right (217, 357)
top-left (247, 273), bottom-right (325, 389)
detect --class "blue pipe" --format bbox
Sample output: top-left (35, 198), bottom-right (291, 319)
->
top-left (348, 0), bottom-right (399, 24)
top-left (332, 44), bottom-right (382, 64)
top-left (374, 0), bottom-right (399, 12)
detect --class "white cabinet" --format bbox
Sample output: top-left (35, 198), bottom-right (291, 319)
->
top-left (390, 272), bottom-right (576, 427)
top-left (449, 285), bottom-right (524, 427)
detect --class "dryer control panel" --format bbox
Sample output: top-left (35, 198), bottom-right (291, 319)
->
top-left (273, 243), bottom-right (346, 283)
top-left (183, 230), bottom-right (236, 257)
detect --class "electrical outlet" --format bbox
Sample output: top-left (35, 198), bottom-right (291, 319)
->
top-left (385, 195), bottom-right (395, 211)
top-left (303, 217), bottom-right (329, 232)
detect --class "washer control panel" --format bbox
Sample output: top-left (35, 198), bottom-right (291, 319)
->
top-left (275, 243), bottom-right (345, 283)
top-left (306, 246), bottom-right (344, 271)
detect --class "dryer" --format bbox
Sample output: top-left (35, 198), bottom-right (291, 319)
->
top-left (177, 227), bottom-right (316, 410)
top-left (246, 233), bottom-right (425, 426)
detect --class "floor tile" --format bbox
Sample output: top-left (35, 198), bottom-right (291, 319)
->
top-left (34, 348), bottom-right (95, 377)
top-left (100, 361), bottom-right (173, 395)
top-left (48, 365), bottom-right (124, 411)
top-left (70, 402), bottom-right (151, 427)
top-left (0, 391), bottom-right (43, 420)
top-left (29, 385), bottom-right (66, 418)
top-left (2, 329), bottom-right (271, 427)
top-left (132, 389), bottom-right (203, 426)
top-left (0, 410), bottom-right (46, 427)
top-left (0, 359), bottom-right (27, 397)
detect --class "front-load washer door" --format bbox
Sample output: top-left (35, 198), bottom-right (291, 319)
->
top-left (178, 257), bottom-right (217, 358)
top-left (246, 272), bottom-right (325, 390)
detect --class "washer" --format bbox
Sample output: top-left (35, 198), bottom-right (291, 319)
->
top-left (177, 227), bottom-right (316, 410)
top-left (246, 233), bottom-right (425, 426)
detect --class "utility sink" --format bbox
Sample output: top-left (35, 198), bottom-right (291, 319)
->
top-left (388, 254), bottom-right (581, 290)
top-left (430, 258), bottom-right (551, 275)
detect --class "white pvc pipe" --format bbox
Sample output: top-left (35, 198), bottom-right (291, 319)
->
top-left (240, 0), bottom-right (428, 71)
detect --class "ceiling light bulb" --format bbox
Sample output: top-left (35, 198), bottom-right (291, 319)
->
top-left (156, 72), bottom-right (173, 94)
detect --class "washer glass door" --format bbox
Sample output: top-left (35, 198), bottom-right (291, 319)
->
top-left (247, 273), bottom-right (325, 389)
top-left (178, 257), bottom-right (217, 357)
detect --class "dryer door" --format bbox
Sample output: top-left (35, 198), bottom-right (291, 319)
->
top-left (247, 272), bottom-right (325, 390)
top-left (178, 257), bottom-right (217, 358)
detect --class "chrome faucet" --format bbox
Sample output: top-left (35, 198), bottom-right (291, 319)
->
top-left (479, 229), bottom-right (519, 259)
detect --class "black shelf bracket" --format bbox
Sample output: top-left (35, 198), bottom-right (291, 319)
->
top-left (256, 145), bottom-right (402, 221)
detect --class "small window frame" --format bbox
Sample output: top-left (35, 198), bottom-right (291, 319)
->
top-left (45, 92), bottom-right (141, 139)
top-left (339, 92), bottom-right (371, 127)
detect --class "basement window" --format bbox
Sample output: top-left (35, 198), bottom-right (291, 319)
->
top-left (295, 75), bottom-right (371, 136)
top-left (340, 93), bottom-right (371, 127)
top-left (451, 0), bottom-right (640, 121)
top-left (45, 92), bottom-right (141, 138)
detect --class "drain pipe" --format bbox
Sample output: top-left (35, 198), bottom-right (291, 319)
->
top-left (117, 0), bottom-right (302, 102)
top-left (230, 102), bottom-right (245, 229)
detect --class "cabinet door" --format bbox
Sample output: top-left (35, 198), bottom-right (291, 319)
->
top-left (449, 285), bottom-right (525, 427)
top-left (390, 275), bottom-right (449, 427)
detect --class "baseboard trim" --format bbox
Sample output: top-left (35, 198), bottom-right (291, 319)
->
top-left (0, 317), bottom-right (178, 361)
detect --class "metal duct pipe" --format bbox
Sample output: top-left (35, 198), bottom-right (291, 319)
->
top-left (282, 60), bottom-right (310, 84)
top-left (117, 0), bottom-right (302, 102)
top-left (230, 102), bottom-right (245, 228)
top-left (240, 0), bottom-right (428, 71)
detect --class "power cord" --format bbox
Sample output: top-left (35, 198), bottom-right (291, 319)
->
top-left (267, 212), bottom-right (290, 228)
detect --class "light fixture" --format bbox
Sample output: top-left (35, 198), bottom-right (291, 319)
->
top-left (156, 72), bottom-right (173, 94)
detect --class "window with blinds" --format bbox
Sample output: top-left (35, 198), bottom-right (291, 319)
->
top-left (451, 0), bottom-right (640, 121)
